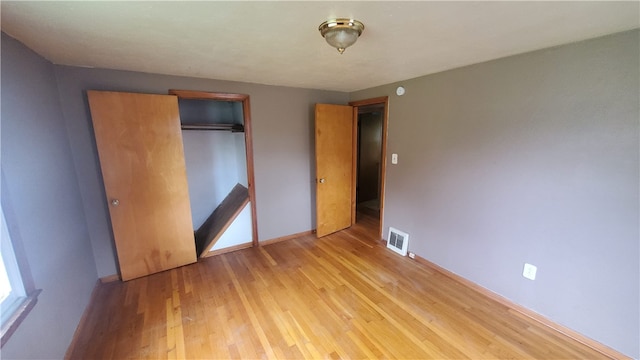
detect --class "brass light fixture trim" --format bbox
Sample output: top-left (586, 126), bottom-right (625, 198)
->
top-left (318, 18), bottom-right (365, 54)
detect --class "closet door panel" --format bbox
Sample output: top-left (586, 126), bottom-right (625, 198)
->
top-left (87, 91), bottom-right (196, 281)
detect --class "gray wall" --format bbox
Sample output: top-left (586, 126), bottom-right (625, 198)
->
top-left (53, 66), bottom-right (348, 277)
top-left (1, 33), bottom-right (97, 358)
top-left (351, 30), bottom-right (639, 358)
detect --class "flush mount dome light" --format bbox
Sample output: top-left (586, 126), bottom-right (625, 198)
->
top-left (318, 18), bottom-right (365, 54)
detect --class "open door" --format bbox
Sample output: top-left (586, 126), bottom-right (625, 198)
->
top-left (315, 104), bottom-right (354, 237)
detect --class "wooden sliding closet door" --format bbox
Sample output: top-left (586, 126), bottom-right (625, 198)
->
top-left (87, 91), bottom-right (196, 281)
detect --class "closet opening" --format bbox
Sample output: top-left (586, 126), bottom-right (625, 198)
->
top-left (170, 90), bottom-right (258, 258)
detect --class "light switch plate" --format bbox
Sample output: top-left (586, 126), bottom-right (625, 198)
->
top-left (391, 153), bottom-right (398, 164)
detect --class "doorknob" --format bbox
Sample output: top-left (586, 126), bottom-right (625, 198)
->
top-left (319, 178), bottom-right (326, 183)
top-left (111, 199), bottom-right (120, 206)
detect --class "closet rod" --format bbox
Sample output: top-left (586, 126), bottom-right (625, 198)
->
top-left (181, 124), bottom-right (244, 132)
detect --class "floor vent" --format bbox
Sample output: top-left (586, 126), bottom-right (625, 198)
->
top-left (387, 227), bottom-right (409, 256)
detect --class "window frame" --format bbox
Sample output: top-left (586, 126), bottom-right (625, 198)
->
top-left (0, 173), bottom-right (41, 347)
top-left (1, 215), bottom-right (27, 322)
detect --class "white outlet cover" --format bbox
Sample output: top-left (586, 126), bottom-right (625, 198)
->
top-left (523, 263), bottom-right (537, 280)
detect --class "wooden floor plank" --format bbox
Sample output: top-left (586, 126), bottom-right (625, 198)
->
top-left (67, 212), bottom-right (614, 359)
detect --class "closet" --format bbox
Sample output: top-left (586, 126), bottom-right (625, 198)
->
top-left (170, 90), bottom-right (257, 258)
top-left (87, 90), bottom-right (257, 281)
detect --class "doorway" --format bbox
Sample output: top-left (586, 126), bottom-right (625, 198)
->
top-left (356, 105), bottom-right (383, 217)
top-left (349, 97), bottom-right (388, 239)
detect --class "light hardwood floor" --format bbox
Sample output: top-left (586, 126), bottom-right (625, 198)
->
top-left (68, 213), bottom-right (612, 359)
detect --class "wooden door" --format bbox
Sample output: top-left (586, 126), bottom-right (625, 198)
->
top-left (87, 91), bottom-right (196, 281)
top-left (315, 104), bottom-right (354, 237)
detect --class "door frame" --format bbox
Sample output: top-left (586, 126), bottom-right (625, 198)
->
top-left (348, 96), bottom-right (389, 239)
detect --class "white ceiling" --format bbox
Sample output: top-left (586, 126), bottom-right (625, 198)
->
top-left (2, 1), bottom-right (638, 92)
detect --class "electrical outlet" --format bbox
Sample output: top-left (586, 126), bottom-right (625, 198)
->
top-left (523, 263), bottom-right (537, 281)
top-left (408, 252), bottom-right (416, 259)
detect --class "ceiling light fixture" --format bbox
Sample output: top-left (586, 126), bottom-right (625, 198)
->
top-left (318, 18), bottom-right (365, 54)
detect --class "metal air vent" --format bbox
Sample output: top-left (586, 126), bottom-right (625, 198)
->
top-left (387, 227), bottom-right (409, 256)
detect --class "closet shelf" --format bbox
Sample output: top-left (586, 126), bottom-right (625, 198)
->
top-left (181, 123), bottom-right (244, 132)
top-left (195, 183), bottom-right (250, 258)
